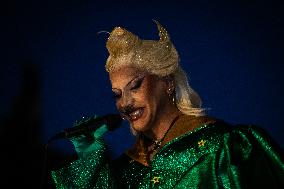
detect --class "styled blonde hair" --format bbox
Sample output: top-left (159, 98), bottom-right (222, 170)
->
top-left (105, 20), bottom-right (205, 117)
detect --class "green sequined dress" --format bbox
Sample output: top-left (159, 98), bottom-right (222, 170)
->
top-left (51, 115), bottom-right (284, 188)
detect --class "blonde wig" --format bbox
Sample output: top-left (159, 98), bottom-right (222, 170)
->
top-left (105, 20), bottom-right (205, 117)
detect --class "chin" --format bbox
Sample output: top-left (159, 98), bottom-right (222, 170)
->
top-left (129, 116), bottom-right (152, 136)
top-left (130, 121), bottom-right (147, 132)
top-left (128, 122), bottom-right (142, 136)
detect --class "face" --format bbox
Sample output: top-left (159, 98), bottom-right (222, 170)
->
top-left (109, 66), bottom-right (170, 133)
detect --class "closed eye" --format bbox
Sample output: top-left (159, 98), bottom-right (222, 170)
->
top-left (130, 76), bottom-right (144, 90)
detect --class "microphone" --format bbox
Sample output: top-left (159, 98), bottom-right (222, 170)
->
top-left (49, 114), bottom-right (123, 141)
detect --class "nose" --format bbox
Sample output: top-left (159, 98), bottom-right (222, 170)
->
top-left (119, 91), bottom-right (134, 108)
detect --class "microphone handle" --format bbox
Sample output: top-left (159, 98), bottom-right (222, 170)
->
top-left (48, 114), bottom-right (122, 142)
top-left (64, 117), bottom-right (105, 138)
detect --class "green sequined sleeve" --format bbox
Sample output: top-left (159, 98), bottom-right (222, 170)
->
top-left (218, 125), bottom-right (284, 188)
top-left (51, 144), bottom-right (116, 189)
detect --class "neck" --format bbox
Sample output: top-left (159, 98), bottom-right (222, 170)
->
top-left (143, 104), bottom-right (182, 141)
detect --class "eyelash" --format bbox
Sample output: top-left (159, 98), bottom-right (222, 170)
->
top-left (112, 77), bottom-right (144, 100)
top-left (130, 77), bottom-right (144, 90)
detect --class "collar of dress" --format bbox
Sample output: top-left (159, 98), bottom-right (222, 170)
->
top-left (125, 114), bottom-right (220, 166)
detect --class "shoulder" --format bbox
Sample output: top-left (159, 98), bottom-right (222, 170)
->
top-left (226, 124), bottom-right (282, 150)
top-left (164, 114), bottom-right (229, 143)
top-left (189, 115), bottom-right (282, 150)
top-left (227, 124), bottom-right (284, 159)
top-left (176, 116), bottom-right (284, 161)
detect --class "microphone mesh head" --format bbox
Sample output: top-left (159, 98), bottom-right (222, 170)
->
top-left (105, 114), bottom-right (123, 131)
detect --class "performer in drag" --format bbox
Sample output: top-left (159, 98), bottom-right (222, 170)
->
top-left (51, 20), bottom-right (284, 188)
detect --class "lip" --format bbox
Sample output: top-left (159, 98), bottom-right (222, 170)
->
top-left (128, 108), bottom-right (144, 122)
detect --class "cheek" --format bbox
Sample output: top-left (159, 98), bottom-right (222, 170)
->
top-left (136, 88), bottom-right (153, 104)
top-left (150, 87), bottom-right (169, 108)
top-left (141, 86), bottom-right (163, 106)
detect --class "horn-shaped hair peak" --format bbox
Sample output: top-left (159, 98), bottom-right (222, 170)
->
top-left (153, 19), bottom-right (171, 42)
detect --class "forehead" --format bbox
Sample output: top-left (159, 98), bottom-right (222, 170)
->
top-left (109, 66), bottom-right (147, 87)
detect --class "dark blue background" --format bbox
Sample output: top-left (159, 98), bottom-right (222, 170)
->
top-left (1, 0), bottom-right (283, 187)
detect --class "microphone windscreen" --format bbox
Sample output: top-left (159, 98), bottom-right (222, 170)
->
top-left (105, 114), bottom-right (123, 131)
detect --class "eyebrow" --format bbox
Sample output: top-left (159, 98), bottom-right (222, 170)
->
top-left (112, 74), bottom-right (143, 91)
